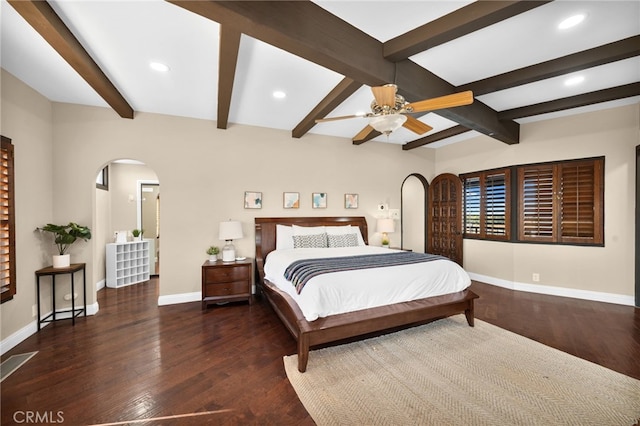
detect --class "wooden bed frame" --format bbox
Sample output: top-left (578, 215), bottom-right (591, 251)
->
top-left (254, 216), bottom-right (478, 372)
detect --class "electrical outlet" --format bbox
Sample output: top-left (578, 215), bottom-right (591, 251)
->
top-left (389, 209), bottom-right (400, 220)
top-left (63, 293), bottom-right (78, 301)
top-left (532, 273), bottom-right (540, 282)
top-left (32, 304), bottom-right (37, 317)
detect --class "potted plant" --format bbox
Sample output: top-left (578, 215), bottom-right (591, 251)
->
top-left (132, 229), bottom-right (144, 241)
top-left (38, 222), bottom-right (92, 268)
top-left (206, 246), bottom-right (220, 262)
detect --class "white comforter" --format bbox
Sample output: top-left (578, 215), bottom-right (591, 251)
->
top-left (264, 246), bottom-right (471, 321)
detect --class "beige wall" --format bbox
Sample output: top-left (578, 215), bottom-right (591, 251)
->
top-left (1, 70), bottom-right (55, 345)
top-left (435, 104), bottom-right (639, 297)
top-left (1, 65), bottom-right (638, 351)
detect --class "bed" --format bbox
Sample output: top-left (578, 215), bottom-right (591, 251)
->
top-left (254, 216), bottom-right (478, 372)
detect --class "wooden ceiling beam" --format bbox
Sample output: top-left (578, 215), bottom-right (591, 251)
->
top-left (461, 35), bottom-right (640, 96)
top-left (168, 1), bottom-right (395, 86)
top-left (217, 25), bottom-right (242, 129)
top-left (395, 60), bottom-right (519, 145)
top-left (384, 1), bottom-right (552, 62)
top-left (499, 82), bottom-right (640, 120)
top-left (403, 126), bottom-right (469, 150)
top-left (169, 1), bottom-right (520, 145)
top-left (7, 0), bottom-right (134, 119)
top-left (292, 78), bottom-right (362, 138)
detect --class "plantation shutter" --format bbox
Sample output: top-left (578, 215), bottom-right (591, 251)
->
top-left (518, 158), bottom-right (603, 245)
top-left (519, 165), bottom-right (556, 242)
top-left (559, 159), bottom-right (603, 244)
top-left (462, 168), bottom-right (510, 240)
top-left (485, 172), bottom-right (509, 237)
top-left (0, 136), bottom-right (16, 303)
top-left (463, 176), bottom-right (480, 235)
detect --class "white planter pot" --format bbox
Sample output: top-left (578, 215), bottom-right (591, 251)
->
top-left (208, 255), bottom-right (218, 262)
top-left (53, 254), bottom-right (70, 268)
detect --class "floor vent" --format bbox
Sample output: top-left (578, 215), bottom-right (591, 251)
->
top-left (1, 351), bottom-right (38, 382)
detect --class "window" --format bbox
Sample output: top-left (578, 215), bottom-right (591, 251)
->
top-left (1, 136), bottom-right (16, 303)
top-left (462, 157), bottom-right (604, 246)
top-left (518, 158), bottom-right (603, 245)
top-left (462, 168), bottom-right (511, 241)
top-left (96, 165), bottom-right (109, 190)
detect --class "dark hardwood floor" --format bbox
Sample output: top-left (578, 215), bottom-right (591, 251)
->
top-left (1, 279), bottom-right (638, 425)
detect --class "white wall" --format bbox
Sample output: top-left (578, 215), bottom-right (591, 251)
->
top-left (435, 104), bottom-right (639, 301)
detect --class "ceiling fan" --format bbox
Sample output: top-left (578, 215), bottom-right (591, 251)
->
top-left (315, 84), bottom-right (474, 142)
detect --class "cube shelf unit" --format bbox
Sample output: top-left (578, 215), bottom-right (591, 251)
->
top-left (106, 241), bottom-right (150, 288)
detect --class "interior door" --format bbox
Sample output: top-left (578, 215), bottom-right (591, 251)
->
top-left (427, 173), bottom-right (463, 266)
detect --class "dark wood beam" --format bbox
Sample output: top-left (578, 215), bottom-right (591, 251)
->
top-left (8, 0), bottom-right (134, 119)
top-left (168, 1), bottom-right (395, 86)
top-left (292, 78), bottom-right (362, 138)
top-left (499, 82), bottom-right (640, 120)
top-left (384, 1), bottom-right (552, 62)
top-left (461, 36), bottom-right (640, 96)
top-left (169, 1), bottom-right (519, 145)
top-left (217, 25), bottom-right (241, 129)
top-left (402, 125), bottom-right (469, 150)
top-left (395, 60), bottom-right (519, 145)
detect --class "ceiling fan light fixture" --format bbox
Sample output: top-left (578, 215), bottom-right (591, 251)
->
top-left (369, 114), bottom-right (407, 135)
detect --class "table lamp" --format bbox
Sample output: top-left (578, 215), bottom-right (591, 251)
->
top-left (377, 218), bottom-right (395, 247)
top-left (219, 220), bottom-right (243, 262)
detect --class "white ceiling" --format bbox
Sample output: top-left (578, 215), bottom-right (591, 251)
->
top-left (1, 0), bottom-right (639, 147)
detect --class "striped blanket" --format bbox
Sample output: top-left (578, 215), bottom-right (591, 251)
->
top-left (284, 252), bottom-right (447, 294)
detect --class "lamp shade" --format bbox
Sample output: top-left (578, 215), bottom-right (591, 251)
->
top-left (376, 218), bottom-right (395, 233)
top-left (219, 220), bottom-right (243, 241)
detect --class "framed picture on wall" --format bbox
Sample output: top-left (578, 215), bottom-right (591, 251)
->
top-left (244, 191), bottom-right (262, 209)
top-left (312, 192), bottom-right (327, 209)
top-left (283, 192), bottom-right (300, 209)
top-left (344, 193), bottom-right (358, 209)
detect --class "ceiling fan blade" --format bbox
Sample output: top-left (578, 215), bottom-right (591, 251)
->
top-left (353, 125), bottom-right (376, 142)
top-left (402, 115), bottom-right (433, 135)
top-left (315, 114), bottom-right (363, 123)
top-left (406, 90), bottom-right (474, 113)
top-left (371, 84), bottom-right (397, 107)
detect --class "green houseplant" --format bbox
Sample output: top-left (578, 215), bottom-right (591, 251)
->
top-left (38, 222), bottom-right (92, 268)
top-left (206, 246), bottom-right (220, 261)
top-left (132, 229), bottom-right (144, 241)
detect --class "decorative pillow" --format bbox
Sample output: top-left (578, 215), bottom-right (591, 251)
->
top-left (327, 233), bottom-right (359, 248)
top-left (325, 225), bottom-right (366, 246)
top-left (276, 224), bottom-right (294, 250)
top-left (293, 233), bottom-right (328, 249)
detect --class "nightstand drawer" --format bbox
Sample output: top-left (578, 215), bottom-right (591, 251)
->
top-left (204, 265), bottom-right (250, 283)
top-left (205, 281), bottom-right (249, 297)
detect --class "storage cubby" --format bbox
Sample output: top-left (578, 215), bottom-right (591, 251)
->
top-left (106, 241), bottom-right (150, 288)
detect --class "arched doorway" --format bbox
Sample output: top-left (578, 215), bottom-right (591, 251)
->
top-left (400, 173), bottom-right (428, 253)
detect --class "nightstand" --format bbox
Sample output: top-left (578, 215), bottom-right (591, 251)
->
top-left (201, 258), bottom-right (252, 309)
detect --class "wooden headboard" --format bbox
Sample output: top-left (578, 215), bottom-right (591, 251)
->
top-left (254, 216), bottom-right (369, 281)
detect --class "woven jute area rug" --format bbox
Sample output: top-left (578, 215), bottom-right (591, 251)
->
top-left (284, 315), bottom-right (640, 425)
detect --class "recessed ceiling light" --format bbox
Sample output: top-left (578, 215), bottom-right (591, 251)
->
top-left (564, 75), bottom-right (585, 86)
top-left (273, 90), bottom-right (286, 99)
top-left (149, 62), bottom-right (170, 72)
top-left (558, 14), bottom-right (586, 30)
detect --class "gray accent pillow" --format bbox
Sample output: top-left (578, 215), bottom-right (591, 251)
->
top-left (293, 233), bottom-right (328, 248)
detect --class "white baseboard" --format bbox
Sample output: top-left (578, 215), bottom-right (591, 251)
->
top-left (1, 301), bottom-right (99, 356)
top-left (468, 272), bottom-right (636, 306)
top-left (157, 291), bottom-right (201, 306)
top-left (96, 278), bottom-right (105, 291)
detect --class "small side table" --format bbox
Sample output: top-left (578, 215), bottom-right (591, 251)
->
top-left (35, 263), bottom-right (87, 330)
top-left (201, 258), bottom-right (252, 309)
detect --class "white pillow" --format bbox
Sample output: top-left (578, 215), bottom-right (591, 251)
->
top-left (292, 225), bottom-right (326, 235)
top-left (326, 225), bottom-right (366, 246)
top-left (276, 224), bottom-right (294, 250)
